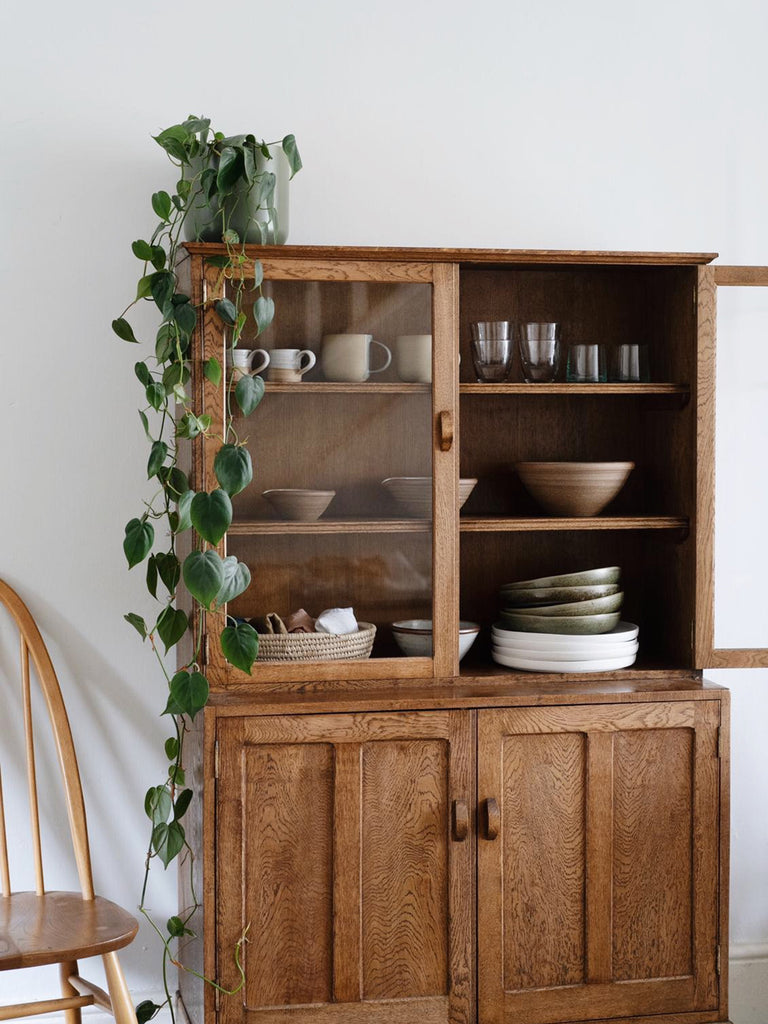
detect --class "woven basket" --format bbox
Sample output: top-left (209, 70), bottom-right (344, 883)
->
top-left (255, 623), bottom-right (376, 662)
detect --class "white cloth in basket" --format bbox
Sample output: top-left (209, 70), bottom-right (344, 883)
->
top-left (315, 607), bottom-right (358, 635)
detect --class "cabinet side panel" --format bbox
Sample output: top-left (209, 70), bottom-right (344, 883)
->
top-left (242, 743), bottom-right (334, 1007)
top-left (361, 739), bottom-right (449, 999)
top-left (502, 732), bottom-right (586, 990)
top-left (612, 728), bottom-right (693, 980)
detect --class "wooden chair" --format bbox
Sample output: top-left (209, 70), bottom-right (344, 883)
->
top-left (0, 579), bottom-right (138, 1024)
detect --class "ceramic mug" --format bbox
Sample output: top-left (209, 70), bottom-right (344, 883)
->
top-left (321, 333), bottom-right (392, 382)
top-left (267, 348), bottom-right (316, 383)
top-left (229, 348), bottom-right (270, 379)
top-left (394, 334), bottom-right (432, 383)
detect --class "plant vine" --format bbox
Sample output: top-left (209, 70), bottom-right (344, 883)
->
top-left (112, 116), bottom-right (301, 1023)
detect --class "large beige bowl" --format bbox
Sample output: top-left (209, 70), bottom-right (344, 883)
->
top-left (382, 477), bottom-right (477, 518)
top-left (515, 461), bottom-right (634, 516)
top-left (263, 488), bottom-right (335, 521)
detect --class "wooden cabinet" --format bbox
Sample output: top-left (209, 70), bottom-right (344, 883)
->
top-left (214, 711), bottom-right (473, 1024)
top-left (176, 245), bottom-right (741, 1024)
top-left (477, 701), bottom-right (722, 1024)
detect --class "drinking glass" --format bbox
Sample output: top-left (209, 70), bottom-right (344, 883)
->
top-left (610, 344), bottom-right (650, 382)
top-left (566, 343), bottom-right (607, 383)
top-left (470, 321), bottom-right (513, 381)
top-left (519, 322), bottom-right (561, 383)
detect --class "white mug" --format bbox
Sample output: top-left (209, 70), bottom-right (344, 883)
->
top-left (267, 348), bottom-right (316, 383)
top-left (229, 348), bottom-right (270, 378)
top-left (394, 334), bottom-right (432, 383)
top-left (321, 334), bottom-right (392, 382)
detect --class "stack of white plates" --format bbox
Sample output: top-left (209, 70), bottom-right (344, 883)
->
top-left (492, 621), bottom-right (640, 672)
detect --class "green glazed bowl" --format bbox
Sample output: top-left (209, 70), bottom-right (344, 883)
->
top-left (501, 566), bottom-right (621, 591)
top-left (503, 592), bottom-right (623, 617)
top-left (498, 610), bottom-right (622, 635)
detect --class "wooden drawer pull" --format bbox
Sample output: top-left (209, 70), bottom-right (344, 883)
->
top-left (452, 799), bottom-right (469, 841)
top-left (484, 797), bottom-right (500, 840)
top-left (438, 410), bottom-right (454, 452)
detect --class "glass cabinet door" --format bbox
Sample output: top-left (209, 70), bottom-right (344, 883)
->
top-left (197, 256), bottom-right (459, 682)
top-left (696, 264), bottom-right (768, 668)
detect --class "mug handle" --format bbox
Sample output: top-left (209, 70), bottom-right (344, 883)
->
top-left (298, 350), bottom-right (317, 376)
top-left (369, 340), bottom-right (392, 374)
top-left (249, 349), bottom-right (270, 376)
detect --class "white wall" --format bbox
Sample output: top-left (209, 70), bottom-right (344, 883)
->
top-left (1, 0), bottom-right (766, 1020)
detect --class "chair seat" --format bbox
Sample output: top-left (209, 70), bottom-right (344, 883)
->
top-left (0, 892), bottom-right (138, 970)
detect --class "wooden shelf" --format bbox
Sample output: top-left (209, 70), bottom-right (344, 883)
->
top-left (459, 383), bottom-right (689, 395)
top-left (459, 516), bottom-right (689, 532)
top-left (263, 382), bottom-right (431, 394)
top-left (228, 517), bottom-right (432, 535)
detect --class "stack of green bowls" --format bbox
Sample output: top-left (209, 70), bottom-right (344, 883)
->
top-left (499, 567), bottom-right (623, 635)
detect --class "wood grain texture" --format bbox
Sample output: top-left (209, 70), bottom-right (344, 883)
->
top-left (460, 382), bottom-right (689, 394)
top-left (361, 740), bottom-right (448, 998)
top-left (459, 515), bottom-right (688, 532)
top-left (477, 701), bottom-right (722, 1024)
top-left (712, 265), bottom-right (768, 285)
top-left (183, 243), bottom-right (718, 266)
top-left (695, 265), bottom-right (717, 667)
top-left (216, 712), bottom-right (473, 1024)
top-left (0, 892), bottom-right (137, 970)
top-left (500, 731), bottom-right (586, 990)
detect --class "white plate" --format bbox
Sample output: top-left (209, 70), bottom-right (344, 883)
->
top-left (492, 621), bottom-right (639, 646)
top-left (492, 649), bottom-right (638, 672)
top-left (492, 640), bottom-right (639, 661)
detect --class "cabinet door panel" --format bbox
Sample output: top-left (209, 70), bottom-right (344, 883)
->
top-left (478, 701), bottom-right (721, 1024)
top-left (217, 711), bottom-right (473, 1024)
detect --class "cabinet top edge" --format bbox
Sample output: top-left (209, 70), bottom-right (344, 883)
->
top-left (182, 243), bottom-right (718, 266)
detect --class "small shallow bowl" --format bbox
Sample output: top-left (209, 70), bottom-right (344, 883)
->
top-left (500, 583), bottom-right (620, 607)
top-left (498, 611), bottom-right (622, 635)
top-left (504, 592), bottom-right (624, 618)
top-left (262, 488), bottom-right (335, 521)
top-left (515, 461), bottom-right (634, 516)
top-left (501, 566), bottom-right (621, 590)
top-left (491, 649), bottom-right (638, 672)
top-left (492, 639), bottom-right (639, 660)
top-left (382, 477), bottom-right (477, 518)
top-left (392, 619), bottom-right (480, 659)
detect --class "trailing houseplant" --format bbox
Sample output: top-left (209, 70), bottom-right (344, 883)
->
top-left (112, 115), bottom-right (301, 1023)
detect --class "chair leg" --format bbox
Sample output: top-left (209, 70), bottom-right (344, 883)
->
top-left (59, 960), bottom-right (82, 1024)
top-left (102, 951), bottom-right (138, 1024)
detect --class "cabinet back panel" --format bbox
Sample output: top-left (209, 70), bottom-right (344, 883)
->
top-left (228, 534), bottom-right (431, 657)
top-left (233, 392), bottom-right (431, 519)
top-left (502, 732), bottom-right (586, 989)
top-left (459, 267), bottom-right (697, 385)
top-left (612, 728), bottom-right (694, 980)
top-left (231, 279), bottom-right (432, 386)
top-left (460, 532), bottom-right (695, 668)
top-left (242, 743), bottom-right (334, 1007)
top-left (361, 739), bottom-right (449, 998)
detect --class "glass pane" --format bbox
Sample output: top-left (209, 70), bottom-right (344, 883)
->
top-left (224, 274), bottom-right (434, 662)
top-left (714, 285), bottom-right (768, 648)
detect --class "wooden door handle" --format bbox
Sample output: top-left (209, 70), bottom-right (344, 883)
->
top-left (438, 410), bottom-right (453, 452)
top-left (484, 797), bottom-right (500, 840)
top-left (451, 799), bottom-right (469, 841)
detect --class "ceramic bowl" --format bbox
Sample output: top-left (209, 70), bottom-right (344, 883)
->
top-left (501, 566), bottom-right (621, 590)
top-left (262, 488), bottom-right (335, 521)
top-left (515, 461), bottom-right (634, 516)
top-left (382, 477), bottom-right (477, 518)
top-left (501, 583), bottom-right (620, 607)
top-left (492, 639), bottom-right (639, 660)
top-left (503, 592), bottom-right (624, 617)
top-left (391, 619), bottom-right (480, 659)
top-left (491, 649), bottom-right (638, 672)
top-left (498, 610), bottom-right (622, 635)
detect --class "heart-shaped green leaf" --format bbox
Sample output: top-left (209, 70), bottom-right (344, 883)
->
top-left (281, 134), bottom-right (302, 178)
top-left (136, 1001), bottom-right (162, 1024)
top-left (124, 612), bottom-right (147, 638)
top-left (190, 489), bottom-right (232, 545)
top-left (156, 606), bottom-right (189, 652)
top-left (152, 191), bottom-right (172, 221)
top-left (235, 373), bottom-right (265, 416)
top-left (174, 788), bottom-right (193, 821)
top-left (204, 357), bottom-right (222, 386)
top-left (164, 737), bottom-right (179, 760)
top-left (124, 518), bottom-right (154, 568)
top-left (176, 490), bottom-right (195, 533)
top-left (215, 298), bottom-right (237, 326)
top-left (174, 300), bottom-right (197, 337)
top-left (253, 295), bottom-right (275, 335)
top-left (147, 440), bottom-right (168, 479)
top-left (220, 621), bottom-right (259, 674)
top-left (152, 820), bottom-right (185, 867)
top-left (144, 785), bottom-right (172, 826)
top-left (155, 552), bottom-right (181, 594)
top-left (132, 239), bottom-right (153, 261)
top-left (168, 669), bottom-right (209, 719)
top-left (112, 317), bottom-right (138, 343)
top-left (214, 444), bottom-right (252, 496)
top-left (183, 549), bottom-right (225, 608)
top-left (214, 556), bottom-right (251, 607)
